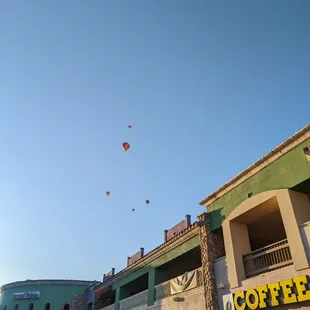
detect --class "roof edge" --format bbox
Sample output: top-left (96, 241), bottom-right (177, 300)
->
top-left (199, 124), bottom-right (310, 207)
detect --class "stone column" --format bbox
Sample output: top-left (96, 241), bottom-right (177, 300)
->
top-left (198, 212), bottom-right (225, 310)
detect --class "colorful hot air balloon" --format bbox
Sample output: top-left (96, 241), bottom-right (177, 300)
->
top-left (132, 208), bottom-right (136, 212)
top-left (128, 125), bottom-right (132, 130)
top-left (106, 191), bottom-right (110, 196)
top-left (122, 142), bottom-right (130, 152)
top-left (145, 200), bottom-right (150, 204)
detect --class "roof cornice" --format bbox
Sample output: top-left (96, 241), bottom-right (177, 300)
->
top-left (199, 124), bottom-right (310, 207)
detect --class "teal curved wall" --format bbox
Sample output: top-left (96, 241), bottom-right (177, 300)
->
top-left (0, 282), bottom-right (90, 310)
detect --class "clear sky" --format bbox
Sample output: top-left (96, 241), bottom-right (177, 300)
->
top-left (0, 0), bottom-right (309, 286)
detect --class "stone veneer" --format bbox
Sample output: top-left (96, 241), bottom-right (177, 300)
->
top-left (198, 212), bottom-right (225, 310)
top-left (64, 291), bottom-right (87, 310)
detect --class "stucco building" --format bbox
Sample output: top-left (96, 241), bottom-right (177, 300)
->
top-left (200, 124), bottom-right (310, 310)
top-left (0, 280), bottom-right (98, 310)
top-left (93, 213), bottom-right (226, 310)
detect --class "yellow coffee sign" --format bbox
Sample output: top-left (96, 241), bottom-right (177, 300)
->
top-left (233, 275), bottom-right (310, 309)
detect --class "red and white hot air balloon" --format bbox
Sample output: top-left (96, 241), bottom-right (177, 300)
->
top-left (122, 142), bottom-right (130, 152)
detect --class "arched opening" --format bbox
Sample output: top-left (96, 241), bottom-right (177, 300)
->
top-left (45, 303), bottom-right (50, 310)
top-left (63, 304), bottom-right (70, 310)
top-left (28, 303), bottom-right (34, 310)
top-left (14, 305), bottom-right (18, 310)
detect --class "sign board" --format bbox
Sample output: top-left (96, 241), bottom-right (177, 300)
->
top-left (223, 275), bottom-right (310, 309)
top-left (12, 292), bottom-right (40, 300)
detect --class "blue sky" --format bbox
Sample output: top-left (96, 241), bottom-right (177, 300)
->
top-left (0, 0), bottom-right (309, 285)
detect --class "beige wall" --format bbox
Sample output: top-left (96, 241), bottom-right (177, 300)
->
top-left (214, 257), bottom-right (230, 310)
top-left (148, 287), bottom-right (205, 310)
top-left (222, 189), bottom-right (310, 289)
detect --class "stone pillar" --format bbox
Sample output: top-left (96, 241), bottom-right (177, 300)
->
top-left (198, 212), bottom-right (225, 310)
top-left (147, 268), bottom-right (156, 306)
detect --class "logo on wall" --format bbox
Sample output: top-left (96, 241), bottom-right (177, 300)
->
top-left (12, 292), bottom-right (40, 300)
top-left (222, 275), bottom-right (310, 310)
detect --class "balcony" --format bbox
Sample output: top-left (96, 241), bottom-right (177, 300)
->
top-left (155, 267), bottom-right (203, 301)
top-left (115, 267), bottom-right (203, 310)
top-left (243, 239), bottom-right (293, 278)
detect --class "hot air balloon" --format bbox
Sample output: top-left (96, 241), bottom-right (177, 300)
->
top-left (132, 208), bottom-right (136, 212)
top-left (145, 200), bottom-right (150, 204)
top-left (128, 125), bottom-right (132, 130)
top-left (122, 142), bottom-right (130, 152)
top-left (106, 191), bottom-right (110, 196)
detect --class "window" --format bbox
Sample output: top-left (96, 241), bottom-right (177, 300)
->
top-left (14, 305), bottom-right (18, 310)
top-left (28, 303), bottom-right (34, 310)
top-left (45, 303), bottom-right (50, 310)
top-left (4, 306), bottom-right (7, 310)
top-left (63, 304), bottom-right (70, 310)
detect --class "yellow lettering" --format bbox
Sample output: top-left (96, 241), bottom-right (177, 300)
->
top-left (293, 275), bottom-right (310, 302)
top-left (267, 282), bottom-right (280, 306)
top-left (256, 285), bottom-right (268, 308)
top-left (234, 291), bottom-right (246, 310)
top-left (280, 279), bottom-right (297, 304)
top-left (245, 289), bottom-right (259, 310)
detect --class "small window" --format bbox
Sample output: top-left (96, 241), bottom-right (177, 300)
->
top-left (45, 303), bottom-right (50, 310)
top-left (63, 304), bottom-right (70, 310)
top-left (28, 303), bottom-right (34, 310)
top-left (14, 305), bottom-right (18, 310)
top-left (4, 306), bottom-right (7, 310)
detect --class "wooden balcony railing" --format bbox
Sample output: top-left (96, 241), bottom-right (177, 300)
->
top-left (243, 239), bottom-right (293, 278)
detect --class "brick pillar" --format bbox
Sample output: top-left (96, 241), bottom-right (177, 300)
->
top-left (198, 212), bottom-right (225, 310)
top-left (164, 230), bottom-right (168, 242)
top-left (185, 214), bottom-right (191, 227)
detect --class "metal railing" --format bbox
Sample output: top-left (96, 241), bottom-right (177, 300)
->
top-left (243, 239), bottom-right (293, 278)
top-left (154, 267), bottom-right (203, 301)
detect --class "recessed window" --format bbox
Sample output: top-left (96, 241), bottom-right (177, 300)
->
top-left (63, 304), bottom-right (70, 310)
top-left (45, 303), bottom-right (50, 310)
top-left (4, 306), bottom-right (7, 310)
top-left (14, 305), bottom-right (18, 310)
top-left (28, 303), bottom-right (34, 310)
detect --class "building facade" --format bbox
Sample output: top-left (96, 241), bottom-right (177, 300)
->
top-left (200, 124), bottom-right (310, 310)
top-left (93, 214), bottom-right (225, 310)
top-left (94, 124), bottom-right (310, 310)
top-left (0, 280), bottom-right (96, 310)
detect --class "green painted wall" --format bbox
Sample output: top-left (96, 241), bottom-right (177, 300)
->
top-left (208, 139), bottom-right (310, 231)
top-left (0, 284), bottom-right (88, 310)
top-left (110, 235), bottom-right (200, 309)
top-left (111, 235), bottom-right (200, 290)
